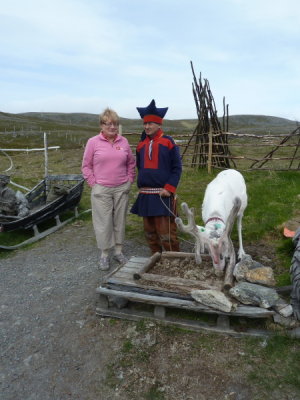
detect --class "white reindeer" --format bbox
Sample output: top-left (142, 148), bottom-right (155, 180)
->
top-left (176, 169), bottom-right (248, 279)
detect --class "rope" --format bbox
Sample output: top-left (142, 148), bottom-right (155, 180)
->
top-left (158, 193), bottom-right (196, 249)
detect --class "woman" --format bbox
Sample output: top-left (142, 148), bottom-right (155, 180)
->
top-left (81, 108), bottom-right (136, 270)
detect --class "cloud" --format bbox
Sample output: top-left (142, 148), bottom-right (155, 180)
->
top-left (0, 0), bottom-right (299, 121)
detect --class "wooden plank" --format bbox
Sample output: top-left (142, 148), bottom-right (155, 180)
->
top-left (101, 257), bottom-right (148, 283)
top-left (95, 306), bottom-right (273, 338)
top-left (160, 251), bottom-right (209, 260)
top-left (96, 287), bottom-right (275, 318)
top-left (105, 282), bottom-right (192, 300)
top-left (115, 264), bottom-right (142, 273)
top-left (125, 256), bottom-right (149, 265)
top-left (112, 271), bottom-right (136, 280)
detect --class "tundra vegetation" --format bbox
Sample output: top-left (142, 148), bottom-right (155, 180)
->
top-left (0, 111), bottom-right (299, 398)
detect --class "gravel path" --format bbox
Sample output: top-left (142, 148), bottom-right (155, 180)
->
top-left (0, 220), bottom-right (149, 400)
top-left (1, 220), bottom-right (300, 400)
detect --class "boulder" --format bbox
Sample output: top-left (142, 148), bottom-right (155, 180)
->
top-left (234, 255), bottom-right (275, 286)
top-left (245, 267), bottom-right (276, 287)
top-left (229, 282), bottom-right (280, 309)
top-left (191, 289), bottom-right (233, 313)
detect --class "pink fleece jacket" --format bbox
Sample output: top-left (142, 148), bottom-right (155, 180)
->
top-left (81, 132), bottom-right (136, 187)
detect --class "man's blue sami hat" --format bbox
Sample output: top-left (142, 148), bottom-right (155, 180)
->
top-left (136, 99), bottom-right (168, 124)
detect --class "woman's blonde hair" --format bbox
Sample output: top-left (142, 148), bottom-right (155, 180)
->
top-left (99, 108), bottom-right (119, 126)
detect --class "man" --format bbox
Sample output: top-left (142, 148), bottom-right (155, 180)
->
top-left (131, 99), bottom-right (182, 254)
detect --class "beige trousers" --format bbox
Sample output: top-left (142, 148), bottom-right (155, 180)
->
top-left (91, 181), bottom-right (131, 250)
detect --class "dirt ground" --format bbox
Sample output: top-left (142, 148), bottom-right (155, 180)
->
top-left (1, 220), bottom-right (299, 400)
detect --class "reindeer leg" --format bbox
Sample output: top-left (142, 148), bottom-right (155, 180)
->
top-left (194, 237), bottom-right (202, 264)
top-left (237, 214), bottom-right (246, 260)
top-left (223, 238), bottom-right (236, 291)
top-left (217, 197), bottom-right (240, 287)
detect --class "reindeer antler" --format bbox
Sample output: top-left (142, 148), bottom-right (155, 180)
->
top-left (175, 202), bottom-right (204, 264)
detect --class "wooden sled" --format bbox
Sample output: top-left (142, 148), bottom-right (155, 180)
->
top-left (0, 174), bottom-right (89, 249)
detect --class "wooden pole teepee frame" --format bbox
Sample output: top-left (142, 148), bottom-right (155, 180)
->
top-left (181, 62), bottom-right (235, 170)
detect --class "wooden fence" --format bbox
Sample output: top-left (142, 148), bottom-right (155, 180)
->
top-left (125, 128), bottom-right (300, 171)
top-left (2, 128), bottom-right (299, 172)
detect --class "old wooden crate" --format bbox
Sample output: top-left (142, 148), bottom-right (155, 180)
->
top-left (96, 251), bottom-right (275, 337)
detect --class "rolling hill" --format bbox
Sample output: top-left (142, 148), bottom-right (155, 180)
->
top-left (0, 111), bottom-right (298, 135)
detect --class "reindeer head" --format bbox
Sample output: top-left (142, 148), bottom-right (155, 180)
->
top-left (201, 220), bottom-right (228, 275)
top-left (202, 197), bottom-right (241, 275)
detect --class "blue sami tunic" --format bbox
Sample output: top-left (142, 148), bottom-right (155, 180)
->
top-left (130, 129), bottom-right (182, 217)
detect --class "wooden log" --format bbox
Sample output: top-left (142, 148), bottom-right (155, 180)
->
top-left (105, 282), bottom-right (192, 300)
top-left (140, 272), bottom-right (220, 294)
top-left (95, 306), bottom-right (272, 338)
top-left (96, 286), bottom-right (275, 318)
top-left (133, 252), bottom-right (161, 279)
top-left (161, 251), bottom-right (196, 259)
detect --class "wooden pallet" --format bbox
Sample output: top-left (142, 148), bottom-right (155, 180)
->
top-left (96, 254), bottom-right (276, 337)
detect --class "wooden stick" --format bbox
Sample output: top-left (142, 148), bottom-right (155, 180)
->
top-left (133, 252), bottom-right (161, 280)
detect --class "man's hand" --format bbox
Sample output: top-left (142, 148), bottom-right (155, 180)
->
top-left (159, 188), bottom-right (171, 197)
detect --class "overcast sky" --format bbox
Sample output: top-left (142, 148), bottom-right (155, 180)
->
top-left (1, 0), bottom-right (300, 121)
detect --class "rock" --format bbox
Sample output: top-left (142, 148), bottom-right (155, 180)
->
top-left (289, 327), bottom-right (300, 338)
top-left (234, 255), bottom-right (275, 286)
top-left (273, 299), bottom-right (294, 317)
top-left (273, 313), bottom-right (297, 328)
top-left (191, 289), bottom-right (233, 313)
top-left (229, 282), bottom-right (280, 308)
top-left (234, 255), bottom-right (263, 280)
top-left (108, 296), bottom-right (128, 309)
top-left (233, 260), bottom-right (249, 281)
top-left (245, 267), bottom-right (276, 287)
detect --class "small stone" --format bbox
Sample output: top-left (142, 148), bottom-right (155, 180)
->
top-left (273, 301), bottom-right (294, 317)
top-left (289, 327), bottom-right (300, 338)
top-left (273, 313), bottom-right (297, 328)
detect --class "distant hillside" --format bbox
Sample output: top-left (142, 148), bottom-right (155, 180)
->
top-left (227, 115), bottom-right (299, 135)
top-left (0, 111), bottom-right (298, 135)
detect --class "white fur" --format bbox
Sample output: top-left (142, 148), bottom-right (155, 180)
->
top-left (202, 169), bottom-right (247, 225)
top-left (176, 169), bottom-right (248, 275)
top-left (200, 169), bottom-right (247, 273)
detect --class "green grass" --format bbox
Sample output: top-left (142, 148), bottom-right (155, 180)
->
top-left (143, 385), bottom-right (165, 400)
top-left (103, 321), bottom-right (300, 399)
top-left (246, 335), bottom-right (300, 393)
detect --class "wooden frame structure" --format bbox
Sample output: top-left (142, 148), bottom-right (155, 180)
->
top-left (181, 62), bottom-right (300, 171)
top-left (181, 62), bottom-right (235, 170)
